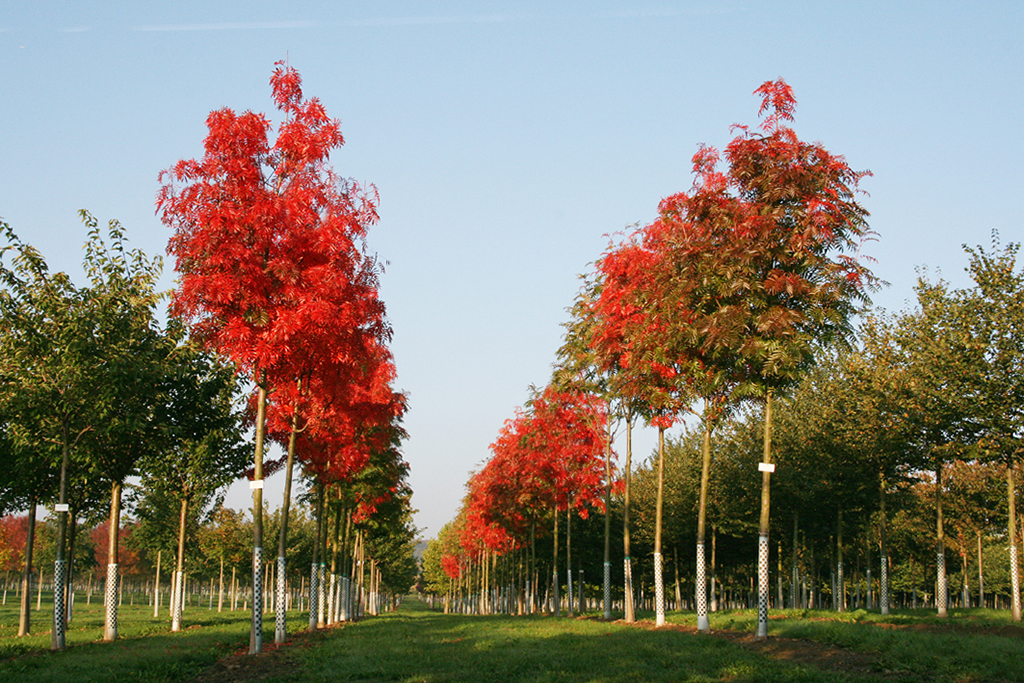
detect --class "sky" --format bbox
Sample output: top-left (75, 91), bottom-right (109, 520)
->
top-left (1, 1), bottom-right (1022, 539)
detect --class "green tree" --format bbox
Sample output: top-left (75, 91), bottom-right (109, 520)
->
top-left (135, 338), bottom-right (248, 631)
top-left (959, 237), bottom-right (1024, 620)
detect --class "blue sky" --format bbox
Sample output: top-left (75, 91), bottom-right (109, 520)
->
top-left (2, 1), bottom-right (1021, 538)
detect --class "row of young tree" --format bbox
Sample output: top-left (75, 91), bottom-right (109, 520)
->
top-left (0, 61), bottom-right (417, 653)
top-left (421, 79), bottom-right (1022, 634)
top-left (0, 492), bottom-right (417, 622)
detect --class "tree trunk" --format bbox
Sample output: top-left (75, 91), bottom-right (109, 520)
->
top-left (218, 555), bottom-right (224, 613)
top-left (66, 513), bottom-right (78, 624)
top-left (276, 400), bottom-right (299, 642)
top-left (309, 481), bottom-right (322, 630)
top-left (603, 413), bottom-right (612, 620)
top-left (623, 409), bottom-right (634, 622)
top-left (153, 550), bottom-right (161, 618)
top-left (836, 507), bottom-right (845, 612)
top-left (711, 526), bottom-right (718, 612)
top-left (654, 424), bottom-right (666, 627)
top-left (790, 512), bottom-right (799, 609)
top-left (249, 379), bottom-right (267, 654)
top-left (51, 433), bottom-right (70, 650)
top-left (552, 504), bottom-right (559, 616)
top-left (696, 424), bottom-right (712, 632)
top-left (977, 529), bottom-right (985, 609)
top-left (172, 497), bottom-right (188, 632)
top-left (1008, 464), bottom-right (1021, 621)
top-left (566, 506), bottom-right (573, 616)
top-left (936, 464), bottom-right (948, 617)
top-left (18, 498), bottom-right (35, 637)
top-left (104, 480), bottom-right (122, 641)
top-left (756, 393), bottom-right (773, 639)
top-left (879, 475), bottom-right (890, 615)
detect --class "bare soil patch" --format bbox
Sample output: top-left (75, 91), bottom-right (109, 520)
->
top-left (184, 626), bottom-right (332, 683)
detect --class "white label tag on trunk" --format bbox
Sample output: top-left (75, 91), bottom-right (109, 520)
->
top-left (758, 462), bottom-right (776, 473)
top-left (54, 503), bottom-right (70, 512)
top-left (249, 480), bottom-right (264, 489)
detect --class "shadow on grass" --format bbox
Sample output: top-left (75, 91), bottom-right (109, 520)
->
top-left (0, 601), bottom-right (309, 683)
top-left (291, 604), bottom-right (865, 683)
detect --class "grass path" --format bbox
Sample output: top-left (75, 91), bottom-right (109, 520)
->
top-left (3, 595), bottom-right (1023, 682)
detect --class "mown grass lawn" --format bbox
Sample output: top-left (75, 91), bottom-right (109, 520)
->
top-left (2, 593), bottom-right (1023, 683)
top-left (0, 591), bottom-right (306, 683)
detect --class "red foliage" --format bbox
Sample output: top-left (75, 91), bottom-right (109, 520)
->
top-left (0, 514), bottom-right (28, 572)
top-left (159, 61), bottom-right (380, 383)
top-left (90, 522), bottom-right (141, 577)
top-left (590, 78), bottom-right (875, 423)
top-left (160, 61), bottom-right (403, 491)
top-left (461, 386), bottom-right (610, 553)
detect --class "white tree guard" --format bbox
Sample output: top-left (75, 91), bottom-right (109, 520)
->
top-left (52, 559), bottom-right (66, 649)
top-left (603, 561), bottom-right (611, 620)
top-left (172, 571), bottom-right (184, 631)
top-left (654, 552), bottom-right (665, 626)
top-left (1010, 542), bottom-right (1021, 618)
top-left (327, 573), bottom-right (337, 625)
top-left (250, 546), bottom-right (263, 654)
top-left (937, 552), bottom-right (947, 614)
top-left (623, 558), bottom-right (634, 618)
top-left (837, 561), bottom-right (844, 612)
top-left (317, 564), bottom-right (327, 628)
top-left (566, 567), bottom-right (574, 615)
top-left (756, 534), bottom-right (769, 638)
top-left (696, 542), bottom-right (709, 632)
top-left (104, 563), bottom-right (119, 640)
top-left (308, 562), bottom-right (319, 630)
top-left (275, 556), bottom-right (287, 643)
top-left (880, 554), bottom-right (890, 615)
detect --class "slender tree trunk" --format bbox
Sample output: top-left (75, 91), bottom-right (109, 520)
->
top-left (18, 498), bottom-right (35, 637)
top-left (218, 555), bottom-right (224, 613)
top-left (566, 506), bottom-right (573, 617)
top-left (552, 505), bottom-right (559, 616)
top-left (328, 502), bottom-right (341, 625)
top-left (711, 526), bottom-right (718, 612)
top-left (51, 438), bottom-right (71, 651)
top-left (674, 546), bottom-right (682, 611)
top-left (249, 379), bottom-right (267, 654)
top-left (654, 424), bottom-right (666, 627)
top-left (309, 482), bottom-right (322, 630)
top-left (153, 550), bottom-right (161, 618)
top-left (52, 434), bottom-right (70, 651)
top-left (696, 424), bottom-right (712, 632)
top-left (936, 464), bottom-right (948, 617)
top-left (172, 497), bottom-right (188, 632)
top-left (1008, 464), bottom-right (1021, 621)
top-left (623, 410), bottom-right (634, 622)
top-left (836, 507), bottom-right (845, 612)
top-left (275, 403), bottom-right (299, 643)
top-left (879, 475), bottom-right (890, 615)
top-left (756, 393), bottom-right (773, 639)
top-left (603, 414), bottom-right (612, 620)
top-left (104, 480), bottom-right (122, 641)
top-left (317, 486), bottom-right (328, 627)
top-left (790, 512), bottom-right (799, 609)
top-left (977, 529), bottom-right (985, 609)
top-left (66, 514), bottom-right (78, 624)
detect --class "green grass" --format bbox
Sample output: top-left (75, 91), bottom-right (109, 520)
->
top-left (661, 606), bottom-right (1024, 682)
top-left (0, 591), bottom-right (307, 683)
top-left (284, 600), bottom-right (872, 683)
top-left (2, 593), bottom-right (1024, 683)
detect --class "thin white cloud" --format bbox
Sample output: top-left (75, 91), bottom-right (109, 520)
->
top-left (59, 27), bottom-right (91, 33)
top-left (348, 14), bottom-right (516, 27)
top-left (600, 6), bottom-right (735, 19)
top-left (135, 20), bottom-right (317, 32)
